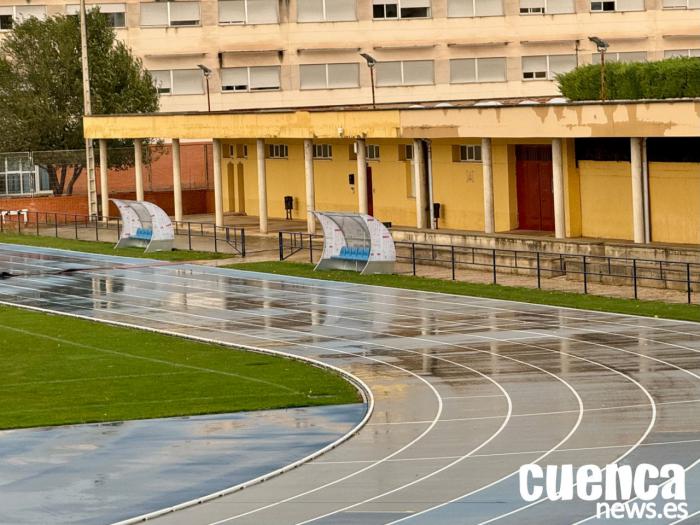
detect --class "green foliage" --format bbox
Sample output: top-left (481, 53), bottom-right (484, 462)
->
top-left (0, 10), bottom-right (159, 193)
top-left (557, 57), bottom-right (700, 101)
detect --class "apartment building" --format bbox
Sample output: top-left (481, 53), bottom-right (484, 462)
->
top-left (0, 0), bottom-right (698, 112)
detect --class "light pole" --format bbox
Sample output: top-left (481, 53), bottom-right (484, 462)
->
top-left (198, 64), bottom-right (212, 112)
top-left (79, 0), bottom-right (98, 218)
top-left (589, 36), bottom-right (609, 101)
top-left (360, 53), bottom-right (377, 109)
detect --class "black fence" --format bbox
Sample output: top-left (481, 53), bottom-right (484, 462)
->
top-left (0, 210), bottom-right (246, 256)
top-left (279, 231), bottom-right (700, 304)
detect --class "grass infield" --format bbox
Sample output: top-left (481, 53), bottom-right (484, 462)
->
top-left (0, 305), bottom-right (360, 430)
top-left (229, 261), bottom-right (700, 324)
top-left (0, 233), bottom-right (225, 262)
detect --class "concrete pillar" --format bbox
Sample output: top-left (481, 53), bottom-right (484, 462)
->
top-left (172, 138), bottom-right (183, 223)
top-left (256, 139), bottom-right (268, 234)
top-left (552, 138), bottom-right (566, 239)
top-left (134, 139), bottom-right (144, 201)
top-left (356, 138), bottom-right (368, 215)
top-left (630, 137), bottom-right (645, 244)
top-left (413, 139), bottom-right (428, 229)
top-left (481, 137), bottom-right (495, 234)
top-left (303, 139), bottom-right (316, 234)
top-left (98, 139), bottom-right (109, 220)
top-left (212, 139), bottom-right (224, 227)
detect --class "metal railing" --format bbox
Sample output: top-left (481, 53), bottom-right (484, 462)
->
top-left (278, 231), bottom-right (700, 304)
top-left (0, 210), bottom-right (246, 257)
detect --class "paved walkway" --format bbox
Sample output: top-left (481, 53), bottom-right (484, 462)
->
top-left (1, 244), bottom-right (699, 524)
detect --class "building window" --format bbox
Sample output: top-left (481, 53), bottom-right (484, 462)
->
top-left (664, 48), bottom-right (700, 57)
top-left (218, 0), bottom-right (278, 24)
top-left (149, 69), bottom-right (203, 95)
top-left (66, 4), bottom-right (126, 27)
top-left (376, 60), bottom-right (434, 86)
top-left (366, 144), bottom-right (380, 160)
top-left (300, 63), bottom-right (359, 89)
top-left (450, 57), bottom-right (506, 83)
top-left (140, 1), bottom-right (200, 27)
top-left (590, 0), bottom-right (643, 11)
top-left (522, 55), bottom-right (575, 80)
top-left (592, 51), bottom-right (646, 63)
top-left (0, 5), bottom-right (46, 30)
top-left (398, 144), bottom-right (413, 160)
top-left (519, 0), bottom-right (574, 13)
top-left (372, 0), bottom-right (431, 19)
top-left (0, 156), bottom-right (49, 196)
top-left (453, 144), bottom-right (482, 162)
top-left (312, 144), bottom-right (333, 159)
top-left (298, 0), bottom-right (356, 21)
top-left (221, 66), bottom-right (280, 92)
top-left (447, 0), bottom-right (502, 17)
top-left (268, 144), bottom-right (288, 159)
top-left (663, 0), bottom-right (700, 7)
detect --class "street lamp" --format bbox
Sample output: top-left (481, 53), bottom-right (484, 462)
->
top-left (588, 36), bottom-right (609, 101)
top-left (360, 53), bottom-right (377, 109)
top-left (198, 64), bottom-right (212, 112)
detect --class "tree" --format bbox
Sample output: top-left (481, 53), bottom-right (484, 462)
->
top-left (0, 11), bottom-right (159, 195)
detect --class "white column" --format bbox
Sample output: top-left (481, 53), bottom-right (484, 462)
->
top-left (413, 139), bottom-right (428, 229)
top-left (630, 137), bottom-right (645, 244)
top-left (552, 138), bottom-right (566, 239)
top-left (212, 139), bottom-right (224, 227)
top-left (303, 139), bottom-right (316, 234)
top-left (172, 138), bottom-right (183, 223)
top-left (134, 139), bottom-right (144, 201)
top-left (256, 139), bottom-right (268, 234)
top-left (356, 138), bottom-right (368, 214)
top-left (98, 139), bottom-right (109, 220)
top-left (481, 137), bottom-right (495, 234)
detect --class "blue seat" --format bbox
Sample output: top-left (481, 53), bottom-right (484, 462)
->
top-left (332, 245), bottom-right (370, 261)
top-left (132, 227), bottom-right (153, 241)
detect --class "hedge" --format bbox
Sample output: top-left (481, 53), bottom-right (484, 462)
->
top-left (556, 57), bottom-right (700, 101)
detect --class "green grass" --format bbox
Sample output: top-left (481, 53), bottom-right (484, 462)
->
top-left (0, 305), bottom-right (360, 430)
top-left (229, 261), bottom-right (700, 324)
top-left (0, 232), bottom-right (226, 262)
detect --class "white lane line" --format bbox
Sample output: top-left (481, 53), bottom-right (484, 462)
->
top-left (0, 300), bottom-right (377, 525)
top-left (314, 438), bottom-right (700, 465)
top-left (2, 274), bottom-right (598, 525)
top-left (669, 507), bottom-right (700, 524)
top-left (368, 397), bottom-right (700, 426)
top-left (0, 260), bottom-right (688, 520)
top-left (1, 271), bottom-right (587, 525)
top-left (290, 357), bottom-right (515, 525)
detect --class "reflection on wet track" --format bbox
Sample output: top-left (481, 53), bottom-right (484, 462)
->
top-left (1, 243), bottom-right (699, 525)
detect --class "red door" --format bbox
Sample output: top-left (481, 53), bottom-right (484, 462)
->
top-left (367, 167), bottom-right (374, 216)
top-left (516, 146), bottom-right (554, 231)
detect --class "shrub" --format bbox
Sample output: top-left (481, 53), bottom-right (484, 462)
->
top-left (557, 57), bottom-right (700, 101)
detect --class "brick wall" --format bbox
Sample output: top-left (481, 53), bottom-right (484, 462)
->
top-left (0, 189), bottom-right (214, 218)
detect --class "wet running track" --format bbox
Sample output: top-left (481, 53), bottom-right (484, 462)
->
top-left (1, 243), bottom-right (699, 525)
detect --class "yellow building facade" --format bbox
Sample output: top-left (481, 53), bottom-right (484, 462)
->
top-left (84, 99), bottom-right (700, 245)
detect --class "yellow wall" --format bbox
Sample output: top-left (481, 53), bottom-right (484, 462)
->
top-left (649, 162), bottom-right (700, 245)
top-left (221, 139), bottom-right (417, 227)
top-left (563, 138), bottom-right (582, 238)
top-left (579, 161), bottom-right (633, 241)
top-left (431, 140), bottom-right (484, 231)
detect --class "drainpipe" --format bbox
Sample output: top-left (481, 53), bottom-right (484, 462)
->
top-left (425, 140), bottom-right (435, 229)
top-left (641, 138), bottom-right (651, 243)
